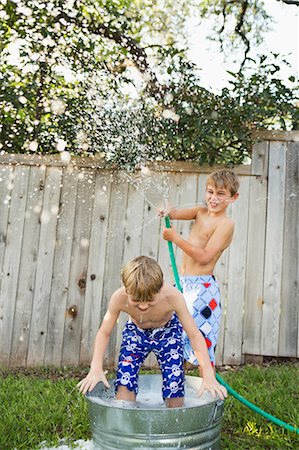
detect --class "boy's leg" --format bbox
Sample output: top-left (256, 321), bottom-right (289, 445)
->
top-left (165, 397), bottom-right (184, 408)
top-left (115, 321), bottom-right (149, 401)
top-left (153, 315), bottom-right (185, 408)
top-left (116, 385), bottom-right (137, 401)
top-left (180, 275), bottom-right (221, 366)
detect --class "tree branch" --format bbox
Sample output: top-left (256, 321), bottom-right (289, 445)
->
top-left (57, 11), bottom-right (164, 99)
top-left (235, 1), bottom-right (250, 70)
top-left (280, 0), bottom-right (299, 5)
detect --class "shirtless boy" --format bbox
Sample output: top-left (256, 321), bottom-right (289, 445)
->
top-left (160, 169), bottom-right (239, 367)
top-left (78, 256), bottom-right (227, 407)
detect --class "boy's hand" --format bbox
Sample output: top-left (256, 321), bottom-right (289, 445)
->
top-left (157, 207), bottom-right (169, 218)
top-left (157, 202), bottom-right (173, 218)
top-left (77, 369), bottom-right (110, 395)
top-left (197, 377), bottom-right (227, 401)
top-left (162, 225), bottom-right (177, 242)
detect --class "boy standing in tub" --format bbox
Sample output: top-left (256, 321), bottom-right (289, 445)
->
top-left (78, 256), bottom-right (227, 407)
top-left (159, 169), bottom-right (239, 368)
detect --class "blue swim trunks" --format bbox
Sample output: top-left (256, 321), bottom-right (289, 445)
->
top-left (180, 275), bottom-right (221, 366)
top-left (115, 314), bottom-right (185, 399)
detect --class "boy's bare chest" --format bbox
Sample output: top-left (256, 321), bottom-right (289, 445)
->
top-left (190, 216), bottom-right (218, 242)
top-left (126, 305), bottom-right (173, 329)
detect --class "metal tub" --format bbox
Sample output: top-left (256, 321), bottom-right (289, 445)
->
top-left (86, 374), bottom-right (224, 449)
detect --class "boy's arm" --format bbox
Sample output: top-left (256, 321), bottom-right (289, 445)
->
top-left (163, 219), bottom-right (234, 265)
top-left (77, 292), bottom-right (121, 394)
top-left (158, 205), bottom-right (202, 220)
top-left (173, 294), bottom-right (227, 399)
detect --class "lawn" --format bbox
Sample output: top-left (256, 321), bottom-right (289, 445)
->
top-left (1, 362), bottom-right (298, 450)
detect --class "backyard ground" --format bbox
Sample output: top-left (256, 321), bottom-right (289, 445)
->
top-left (1, 360), bottom-right (298, 450)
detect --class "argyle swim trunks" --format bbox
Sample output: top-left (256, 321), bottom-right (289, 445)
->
top-left (180, 275), bottom-right (221, 366)
top-left (115, 314), bottom-right (185, 399)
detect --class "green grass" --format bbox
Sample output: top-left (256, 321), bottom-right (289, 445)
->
top-left (217, 363), bottom-right (299, 449)
top-left (0, 363), bottom-right (298, 450)
top-left (0, 371), bottom-right (90, 450)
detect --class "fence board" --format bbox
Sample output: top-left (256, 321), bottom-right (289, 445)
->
top-left (114, 177), bottom-right (144, 365)
top-left (197, 173), bottom-right (209, 206)
top-left (10, 166), bottom-right (46, 366)
top-left (0, 166), bottom-right (29, 365)
top-left (102, 173), bottom-right (129, 368)
top-left (223, 176), bottom-right (250, 365)
top-left (261, 142), bottom-right (287, 356)
top-left (279, 143), bottom-right (299, 357)
top-left (44, 169), bottom-right (78, 365)
top-left (243, 141), bottom-right (269, 355)
top-left (60, 169), bottom-right (95, 366)
top-left (79, 172), bottom-right (112, 366)
top-left (27, 167), bottom-right (62, 365)
top-left (0, 165), bottom-right (14, 289)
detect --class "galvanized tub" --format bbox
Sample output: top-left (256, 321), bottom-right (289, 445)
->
top-left (86, 374), bottom-right (224, 449)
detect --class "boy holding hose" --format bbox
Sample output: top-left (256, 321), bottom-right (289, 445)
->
top-left (159, 169), bottom-right (239, 367)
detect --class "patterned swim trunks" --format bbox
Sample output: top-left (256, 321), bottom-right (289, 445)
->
top-left (180, 275), bottom-right (221, 366)
top-left (115, 314), bottom-right (185, 399)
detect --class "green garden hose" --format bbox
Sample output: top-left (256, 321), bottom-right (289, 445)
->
top-left (214, 373), bottom-right (299, 434)
top-left (165, 215), bottom-right (181, 290)
top-left (164, 215), bottom-right (299, 434)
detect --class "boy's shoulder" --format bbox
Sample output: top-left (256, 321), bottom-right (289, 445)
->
top-left (161, 281), bottom-right (178, 291)
top-left (110, 287), bottom-right (127, 308)
top-left (161, 282), bottom-right (184, 302)
top-left (197, 205), bottom-right (208, 214)
top-left (219, 215), bottom-right (235, 225)
top-left (112, 286), bottom-right (126, 296)
top-left (194, 205), bottom-right (208, 219)
top-left (214, 216), bottom-right (235, 235)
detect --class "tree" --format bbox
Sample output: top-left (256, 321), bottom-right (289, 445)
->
top-left (198, 0), bottom-right (299, 68)
top-left (0, 0), bottom-right (298, 168)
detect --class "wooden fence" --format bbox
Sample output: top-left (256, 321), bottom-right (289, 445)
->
top-left (0, 131), bottom-right (298, 368)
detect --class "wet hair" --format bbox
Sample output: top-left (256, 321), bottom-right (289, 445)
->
top-left (206, 169), bottom-right (240, 196)
top-left (121, 256), bottom-right (163, 303)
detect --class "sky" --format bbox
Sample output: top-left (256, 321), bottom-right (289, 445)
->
top-left (187, 0), bottom-right (299, 92)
